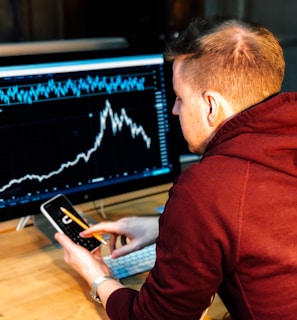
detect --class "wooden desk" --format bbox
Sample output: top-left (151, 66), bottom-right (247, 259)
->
top-left (1, 226), bottom-right (109, 319)
top-left (0, 190), bottom-right (227, 320)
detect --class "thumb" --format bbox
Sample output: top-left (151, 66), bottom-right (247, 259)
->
top-left (54, 232), bottom-right (72, 247)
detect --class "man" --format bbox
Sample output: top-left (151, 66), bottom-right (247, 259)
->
top-left (55, 18), bottom-right (297, 319)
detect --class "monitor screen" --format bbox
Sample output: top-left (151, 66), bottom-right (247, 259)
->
top-left (0, 52), bottom-right (180, 222)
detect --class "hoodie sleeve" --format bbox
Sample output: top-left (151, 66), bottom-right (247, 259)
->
top-left (105, 163), bottom-right (230, 319)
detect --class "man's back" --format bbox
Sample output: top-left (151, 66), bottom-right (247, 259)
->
top-left (200, 92), bottom-right (297, 318)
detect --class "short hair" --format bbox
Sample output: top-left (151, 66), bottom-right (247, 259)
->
top-left (164, 18), bottom-right (285, 110)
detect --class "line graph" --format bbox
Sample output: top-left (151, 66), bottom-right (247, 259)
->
top-left (0, 99), bottom-right (151, 193)
top-left (0, 74), bottom-right (146, 105)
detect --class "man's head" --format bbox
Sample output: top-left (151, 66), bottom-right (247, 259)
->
top-left (165, 18), bottom-right (285, 154)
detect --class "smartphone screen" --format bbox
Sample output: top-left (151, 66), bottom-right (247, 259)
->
top-left (40, 194), bottom-right (101, 252)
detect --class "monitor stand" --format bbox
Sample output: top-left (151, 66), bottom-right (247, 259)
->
top-left (34, 213), bottom-right (61, 247)
top-left (15, 214), bottom-right (61, 248)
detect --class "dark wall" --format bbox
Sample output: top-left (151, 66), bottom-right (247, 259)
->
top-left (2, 0), bottom-right (296, 155)
top-left (62, 0), bottom-right (169, 52)
top-left (0, 0), bottom-right (203, 53)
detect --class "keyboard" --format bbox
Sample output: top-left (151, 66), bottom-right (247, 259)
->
top-left (103, 244), bottom-right (156, 279)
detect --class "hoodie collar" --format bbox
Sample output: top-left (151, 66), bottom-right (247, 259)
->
top-left (204, 92), bottom-right (297, 176)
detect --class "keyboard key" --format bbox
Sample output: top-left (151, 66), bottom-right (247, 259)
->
top-left (103, 244), bottom-right (156, 279)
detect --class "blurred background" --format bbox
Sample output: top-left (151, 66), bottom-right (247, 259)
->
top-left (0, 0), bottom-right (295, 89)
top-left (0, 0), bottom-right (296, 155)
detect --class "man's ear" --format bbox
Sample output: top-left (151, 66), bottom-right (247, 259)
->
top-left (202, 91), bottom-right (220, 126)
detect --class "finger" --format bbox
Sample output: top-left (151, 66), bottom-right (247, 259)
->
top-left (92, 247), bottom-right (104, 261)
top-left (111, 241), bottom-right (139, 259)
top-left (54, 232), bottom-right (73, 247)
top-left (109, 233), bottom-right (117, 251)
top-left (82, 221), bottom-right (123, 235)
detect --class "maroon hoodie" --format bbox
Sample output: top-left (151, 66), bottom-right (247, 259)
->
top-left (107, 92), bottom-right (297, 319)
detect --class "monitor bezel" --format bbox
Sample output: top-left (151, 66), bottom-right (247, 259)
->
top-left (0, 42), bottom-right (181, 222)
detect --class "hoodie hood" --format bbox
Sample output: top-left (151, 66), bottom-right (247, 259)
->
top-left (204, 92), bottom-right (297, 177)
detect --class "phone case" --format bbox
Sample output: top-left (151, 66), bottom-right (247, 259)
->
top-left (40, 194), bottom-right (101, 252)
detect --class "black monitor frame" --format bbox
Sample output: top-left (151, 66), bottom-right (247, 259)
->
top-left (0, 40), bottom-right (180, 223)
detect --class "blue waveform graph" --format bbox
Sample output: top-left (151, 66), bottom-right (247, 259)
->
top-left (0, 99), bottom-right (151, 193)
top-left (0, 74), bottom-right (146, 106)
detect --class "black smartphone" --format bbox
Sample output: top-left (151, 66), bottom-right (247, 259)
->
top-left (40, 194), bottom-right (101, 252)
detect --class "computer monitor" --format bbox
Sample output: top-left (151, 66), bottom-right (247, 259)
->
top-left (0, 51), bottom-right (180, 223)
